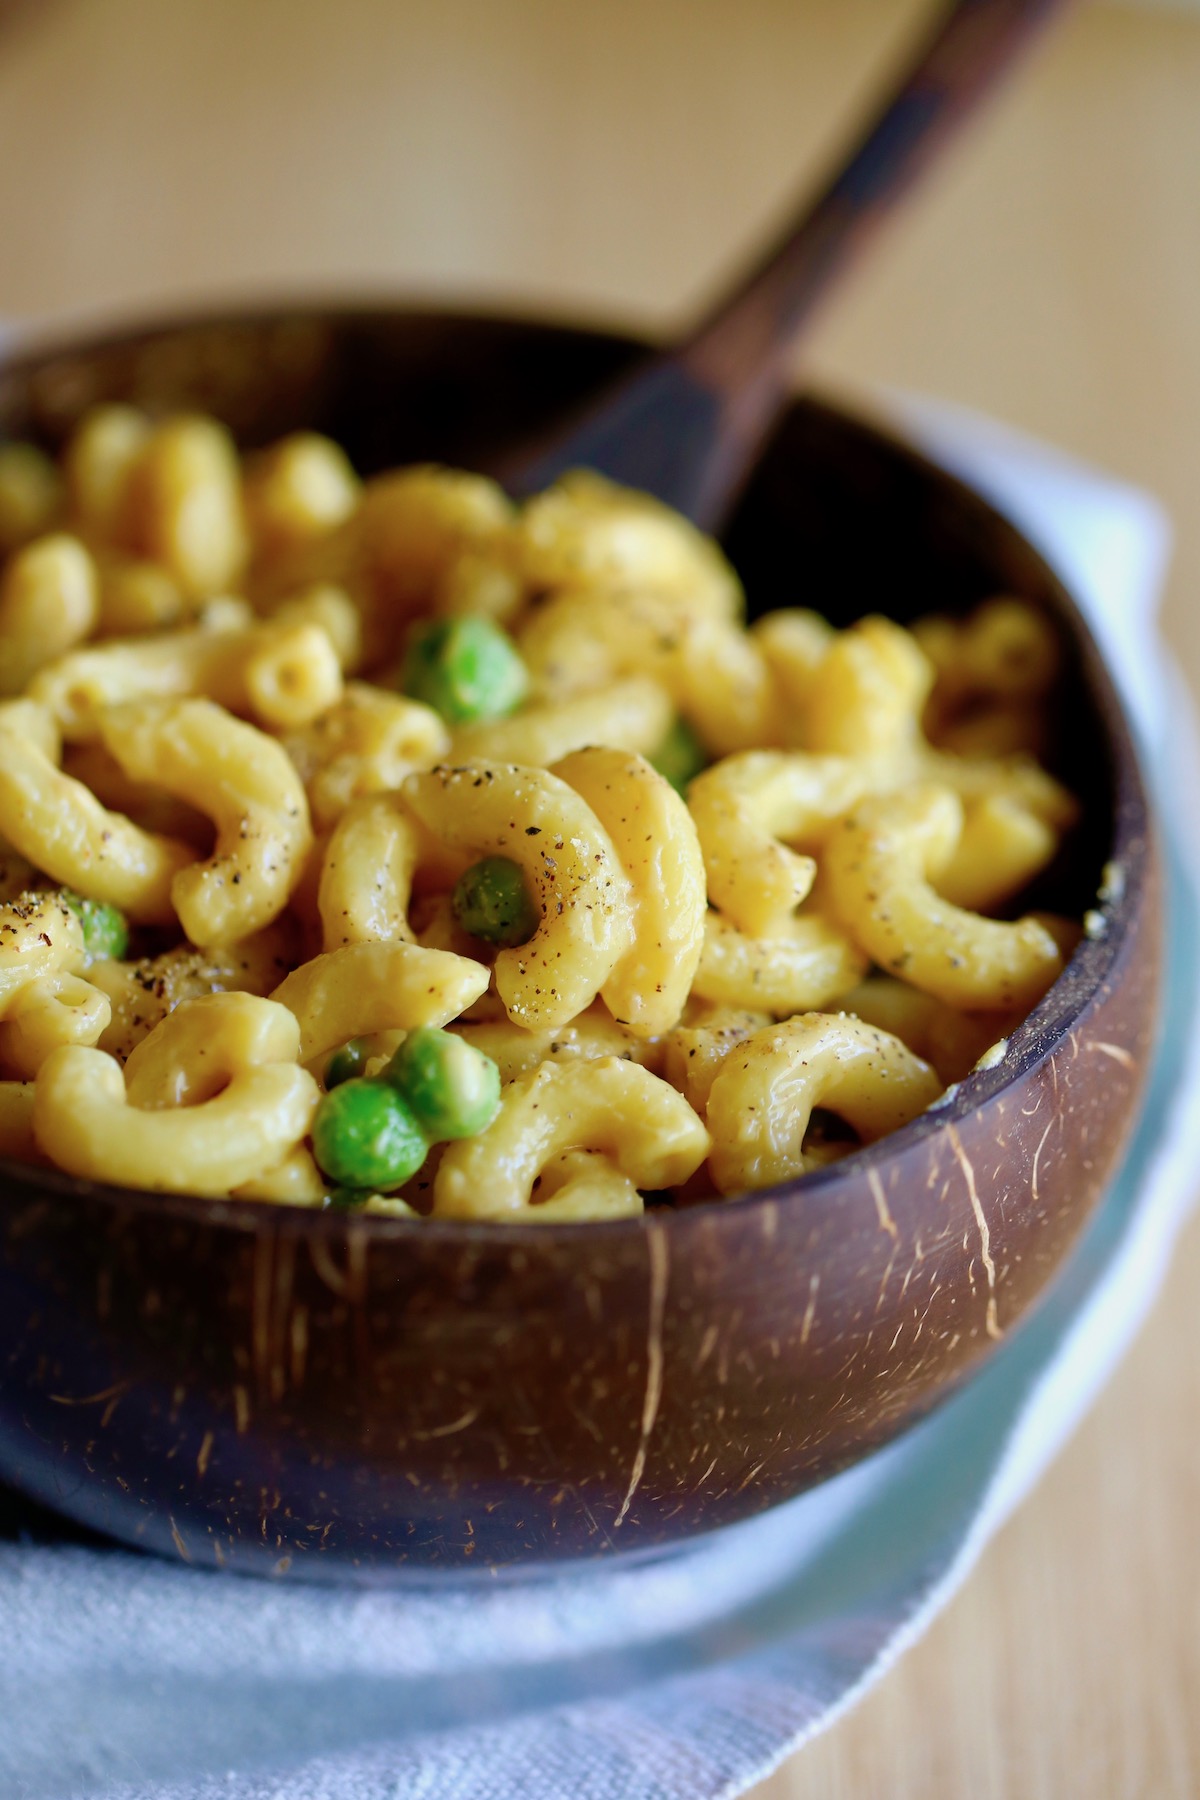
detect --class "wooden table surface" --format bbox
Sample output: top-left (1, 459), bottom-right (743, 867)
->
top-left (0, 2), bottom-right (1197, 1793)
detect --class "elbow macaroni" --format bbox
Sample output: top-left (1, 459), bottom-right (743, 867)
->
top-left (450, 675), bottom-right (673, 768)
top-left (687, 751), bottom-right (862, 937)
top-left (550, 745), bottom-right (706, 1037)
top-left (98, 697), bottom-right (313, 945)
top-left (0, 735), bottom-right (194, 923)
top-left (0, 971), bottom-right (112, 1078)
top-left (33, 1044), bottom-right (319, 1196)
top-left (823, 785), bottom-right (1065, 1012)
top-left (0, 534), bottom-right (99, 695)
top-left (705, 1014), bottom-right (943, 1195)
top-left (402, 760), bottom-right (636, 1032)
top-left (0, 407), bottom-right (1086, 1215)
top-left (433, 1058), bottom-right (711, 1222)
top-left (31, 609), bottom-right (346, 738)
top-left (122, 992), bottom-right (301, 1109)
top-left (269, 941), bottom-right (490, 1063)
top-left (317, 793), bottom-right (419, 950)
top-left (0, 892), bottom-right (86, 1013)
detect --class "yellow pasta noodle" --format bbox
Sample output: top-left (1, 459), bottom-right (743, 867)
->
top-left (691, 911), bottom-right (868, 1015)
top-left (90, 929), bottom-right (294, 1062)
top-left (241, 620), bottom-right (343, 730)
top-left (0, 736), bottom-right (193, 923)
top-left (64, 404), bottom-right (151, 540)
top-left (243, 432), bottom-right (361, 562)
top-left (317, 793), bottom-right (418, 950)
top-left (552, 745), bottom-right (706, 1036)
top-left (0, 971), bottom-right (112, 1078)
top-left (234, 1145), bottom-right (328, 1206)
top-left (916, 598), bottom-right (1062, 761)
top-left (0, 695), bottom-right (60, 762)
top-left (119, 415), bottom-right (248, 599)
top-left (402, 760), bottom-right (636, 1031)
top-left (433, 549), bottom-right (524, 627)
top-left (0, 892), bottom-right (85, 1016)
top-left (518, 585), bottom-right (776, 755)
top-left (99, 698), bottom-right (313, 945)
top-left (270, 940), bottom-right (489, 1063)
top-left (354, 465), bottom-right (514, 613)
top-left (515, 469), bottom-right (741, 620)
top-left (452, 1001), bottom-right (663, 1083)
top-left (32, 611), bottom-right (346, 739)
top-left (836, 976), bottom-right (1016, 1086)
top-left (823, 785), bottom-right (1064, 1011)
top-left (661, 1004), bottom-right (774, 1114)
top-left (687, 751), bottom-right (868, 937)
top-left (122, 991), bottom-right (301, 1109)
top-left (284, 681), bottom-right (449, 829)
top-left (935, 792), bottom-right (1059, 912)
top-left (268, 585), bottom-right (363, 672)
top-left (0, 534), bottom-right (99, 695)
top-left (705, 1013), bottom-right (943, 1194)
top-left (33, 1045), bottom-right (319, 1196)
top-left (924, 744), bottom-right (1077, 830)
top-left (450, 675), bottom-right (673, 768)
top-left (0, 443), bottom-right (63, 553)
top-left (312, 465), bottom-right (517, 664)
top-left (93, 552), bottom-right (187, 637)
top-left (801, 614), bottom-right (932, 757)
top-left (916, 596), bottom-right (1060, 707)
top-left (751, 607), bottom-right (833, 720)
top-left (59, 741), bottom-right (212, 845)
top-left (433, 1057), bottom-right (710, 1222)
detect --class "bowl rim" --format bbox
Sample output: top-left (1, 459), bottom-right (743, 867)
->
top-left (0, 298), bottom-right (1156, 1244)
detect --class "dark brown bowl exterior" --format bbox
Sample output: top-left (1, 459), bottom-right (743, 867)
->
top-left (0, 306), bottom-right (1161, 1579)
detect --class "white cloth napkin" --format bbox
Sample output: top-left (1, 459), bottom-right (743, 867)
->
top-left (2, 398), bottom-right (1196, 1800)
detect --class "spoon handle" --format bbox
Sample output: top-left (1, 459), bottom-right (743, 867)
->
top-left (504, 0), bottom-right (1070, 528)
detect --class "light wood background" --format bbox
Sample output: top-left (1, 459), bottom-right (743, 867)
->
top-left (0, 3), bottom-right (1196, 1794)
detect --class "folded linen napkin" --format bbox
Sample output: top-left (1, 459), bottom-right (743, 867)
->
top-left (0, 397), bottom-right (1195, 1800)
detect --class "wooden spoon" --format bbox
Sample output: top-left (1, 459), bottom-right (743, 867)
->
top-left (502, 0), bottom-right (1070, 529)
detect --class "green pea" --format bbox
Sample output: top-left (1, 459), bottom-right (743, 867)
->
top-left (311, 1078), bottom-right (428, 1190)
top-left (384, 1026), bottom-right (501, 1141)
top-left (451, 855), bottom-right (539, 947)
top-left (63, 891), bottom-right (129, 963)
top-left (402, 616), bottom-right (529, 725)
top-left (325, 1038), bottom-right (370, 1090)
top-left (649, 716), bottom-right (706, 795)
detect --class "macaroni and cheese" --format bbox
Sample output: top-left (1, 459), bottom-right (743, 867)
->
top-left (0, 411), bottom-right (1081, 1220)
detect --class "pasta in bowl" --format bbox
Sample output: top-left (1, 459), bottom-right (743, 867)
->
top-left (0, 307), bottom-right (1159, 1578)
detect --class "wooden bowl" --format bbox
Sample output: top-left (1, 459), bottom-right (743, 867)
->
top-left (0, 305), bottom-right (1161, 1580)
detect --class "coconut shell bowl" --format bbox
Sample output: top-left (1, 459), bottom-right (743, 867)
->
top-left (0, 305), bottom-right (1161, 1581)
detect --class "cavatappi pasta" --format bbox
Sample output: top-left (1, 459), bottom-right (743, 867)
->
top-left (0, 411), bottom-right (1082, 1220)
